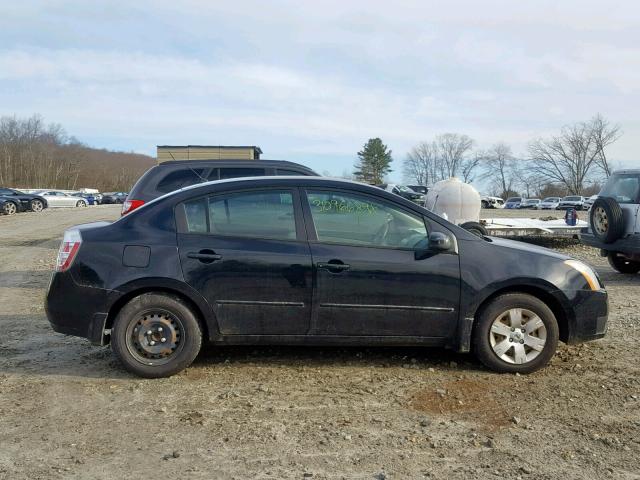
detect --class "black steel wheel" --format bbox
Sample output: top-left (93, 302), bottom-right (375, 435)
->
top-left (460, 221), bottom-right (488, 237)
top-left (111, 293), bottom-right (202, 378)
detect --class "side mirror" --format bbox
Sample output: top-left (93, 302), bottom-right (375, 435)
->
top-left (414, 232), bottom-right (453, 260)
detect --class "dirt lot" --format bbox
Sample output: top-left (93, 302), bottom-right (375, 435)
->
top-left (0, 206), bottom-right (639, 479)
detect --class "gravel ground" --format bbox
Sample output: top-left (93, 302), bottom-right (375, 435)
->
top-left (0, 206), bottom-right (639, 480)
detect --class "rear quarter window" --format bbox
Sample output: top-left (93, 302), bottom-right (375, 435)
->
top-left (156, 169), bottom-right (206, 193)
top-left (219, 167), bottom-right (265, 179)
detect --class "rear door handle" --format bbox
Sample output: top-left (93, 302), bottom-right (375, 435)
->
top-left (317, 261), bottom-right (351, 272)
top-left (187, 251), bottom-right (222, 263)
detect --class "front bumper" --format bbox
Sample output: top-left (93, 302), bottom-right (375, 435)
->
top-left (564, 288), bottom-right (608, 344)
top-left (45, 271), bottom-right (120, 345)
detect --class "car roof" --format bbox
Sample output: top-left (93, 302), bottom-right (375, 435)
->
top-left (157, 158), bottom-right (317, 172)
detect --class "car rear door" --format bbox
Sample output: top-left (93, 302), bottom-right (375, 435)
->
top-left (176, 187), bottom-right (313, 335)
top-left (302, 188), bottom-right (460, 338)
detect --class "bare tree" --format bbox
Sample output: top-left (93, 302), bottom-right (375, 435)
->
top-left (403, 142), bottom-right (441, 185)
top-left (590, 114), bottom-right (621, 177)
top-left (528, 114), bottom-right (621, 194)
top-left (480, 142), bottom-right (520, 198)
top-left (435, 133), bottom-right (474, 178)
top-left (461, 152), bottom-right (482, 183)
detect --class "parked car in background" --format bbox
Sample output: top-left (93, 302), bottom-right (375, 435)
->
top-left (407, 185), bottom-right (428, 195)
top-left (520, 199), bottom-right (541, 209)
top-left (71, 192), bottom-right (98, 205)
top-left (101, 192), bottom-right (128, 204)
top-left (538, 197), bottom-right (561, 210)
top-left (46, 176), bottom-right (608, 378)
top-left (584, 195), bottom-right (598, 210)
top-left (35, 190), bottom-right (87, 208)
top-left (581, 169), bottom-right (640, 273)
top-left (378, 183), bottom-right (426, 205)
top-left (0, 187), bottom-right (48, 215)
top-left (481, 195), bottom-right (504, 209)
top-left (558, 196), bottom-right (586, 210)
top-left (122, 159), bottom-right (317, 215)
top-left (504, 197), bottom-right (523, 209)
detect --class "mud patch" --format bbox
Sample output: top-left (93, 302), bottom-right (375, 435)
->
top-left (408, 378), bottom-right (510, 430)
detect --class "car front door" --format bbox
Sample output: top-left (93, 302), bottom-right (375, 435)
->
top-left (303, 188), bottom-right (460, 338)
top-left (176, 188), bottom-right (313, 335)
top-left (40, 192), bottom-right (60, 207)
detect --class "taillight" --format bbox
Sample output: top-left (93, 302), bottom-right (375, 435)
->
top-left (121, 199), bottom-right (145, 216)
top-left (56, 229), bottom-right (82, 272)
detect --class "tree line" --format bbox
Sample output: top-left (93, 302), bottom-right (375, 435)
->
top-left (354, 114), bottom-right (621, 197)
top-left (0, 115), bottom-right (155, 192)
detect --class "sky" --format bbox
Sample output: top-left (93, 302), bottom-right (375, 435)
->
top-left (0, 0), bottom-right (639, 185)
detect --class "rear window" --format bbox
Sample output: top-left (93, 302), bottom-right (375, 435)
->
top-left (219, 167), bottom-right (265, 179)
top-left (157, 169), bottom-right (206, 193)
top-left (564, 196), bottom-right (581, 201)
top-left (600, 174), bottom-right (640, 204)
top-left (180, 190), bottom-right (296, 240)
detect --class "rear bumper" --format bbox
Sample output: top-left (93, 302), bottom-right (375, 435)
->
top-left (564, 289), bottom-right (608, 344)
top-left (45, 271), bottom-right (120, 345)
top-left (580, 232), bottom-right (640, 254)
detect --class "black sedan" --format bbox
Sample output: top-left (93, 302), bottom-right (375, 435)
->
top-left (0, 188), bottom-right (47, 215)
top-left (46, 177), bottom-right (608, 378)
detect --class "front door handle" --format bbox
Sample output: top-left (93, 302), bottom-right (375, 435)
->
top-left (317, 261), bottom-right (351, 273)
top-left (187, 250), bottom-right (222, 263)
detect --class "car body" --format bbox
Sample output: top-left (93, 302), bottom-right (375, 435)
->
top-left (34, 190), bottom-right (88, 208)
top-left (504, 197), bottom-right (523, 209)
top-left (407, 185), bottom-right (428, 195)
top-left (481, 195), bottom-right (504, 209)
top-left (46, 176), bottom-right (608, 377)
top-left (378, 183), bottom-right (425, 205)
top-left (538, 197), bottom-right (561, 210)
top-left (72, 192), bottom-right (98, 205)
top-left (558, 196), bottom-right (586, 210)
top-left (520, 199), bottom-right (541, 209)
top-left (584, 195), bottom-right (598, 210)
top-left (122, 159), bottom-right (317, 215)
top-left (101, 192), bottom-right (128, 204)
top-left (0, 188), bottom-right (48, 215)
top-left (581, 170), bottom-right (640, 272)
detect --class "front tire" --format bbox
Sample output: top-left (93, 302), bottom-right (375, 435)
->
top-left (473, 293), bottom-right (559, 373)
top-left (76, 200), bottom-right (87, 207)
top-left (607, 252), bottom-right (640, 274)
top-left (111, 293), bottom-right (203, 378)
top-left (30, 199), bottom-right (44, 212)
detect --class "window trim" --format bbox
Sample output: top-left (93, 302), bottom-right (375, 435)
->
top-left (175, 187), bottom-right (307, 242)
top-left (301, 187), bottom-right (429, 251)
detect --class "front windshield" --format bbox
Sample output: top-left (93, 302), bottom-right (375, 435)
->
top-left (506, 197), bottom-right (521, 202)
top-left (564, 196), bottom-right (581, 201)
top-left (600, 173), bottom-right (640, 204)
top-left (397, 185), bottom-right (415, 193)
top-left (542, 197), bottom-right (558, 202)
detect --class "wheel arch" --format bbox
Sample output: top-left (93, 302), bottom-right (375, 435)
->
top-left (463, 284), bottom-right (572, 351)
top-left (105, 283), bottom-right (215, 344)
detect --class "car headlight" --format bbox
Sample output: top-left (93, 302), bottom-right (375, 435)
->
top-left (564, 260), bottom-right (601, 291)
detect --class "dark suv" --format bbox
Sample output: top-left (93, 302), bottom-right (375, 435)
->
top-left (122, 160), bottom-right (317, 215)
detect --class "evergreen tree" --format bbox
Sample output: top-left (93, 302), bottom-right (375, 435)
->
top-left (353, 138), bottom-right (392, 184)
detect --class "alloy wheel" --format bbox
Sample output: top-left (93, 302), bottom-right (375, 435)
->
top-left (3, 202), bottom-right (17, 215)
top-left (489, 308), bottom-right (547, 364)
top-left (592, 206), bottom-right (609, 235)
top-left (31, 200), bottom-right (44, 212)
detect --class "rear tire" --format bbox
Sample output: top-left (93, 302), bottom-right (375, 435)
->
top-left (2, 201), bottom-right (17, 215)
top-left (607, 252), bottom-right (640, 274)
top-left (473, 293), bottom-right (559, 374)
top-left (111, 293), bottom-right (203, 378)
top-left (460, 221), bottom-right (488, 237)
top-left (76, 200), bottom-right (87, 207)
top-left (590, 197), bottom-right (624, 243)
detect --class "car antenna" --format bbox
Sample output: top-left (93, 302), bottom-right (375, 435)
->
top-left (168, 150), bottom-right (207, 183)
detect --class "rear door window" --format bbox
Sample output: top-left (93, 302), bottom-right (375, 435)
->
top-left (180, 190), bottom-right (297, 240)
top-left (157, 169), bottom-right (206, 193)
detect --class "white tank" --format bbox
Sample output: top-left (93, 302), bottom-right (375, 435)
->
top-left (425, 177), bottom-right (481, 224)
